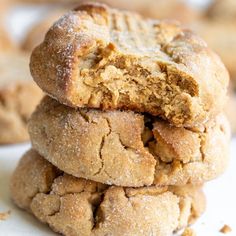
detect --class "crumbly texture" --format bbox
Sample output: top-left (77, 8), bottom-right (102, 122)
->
top-left (29, 96), bottom-right (230, 187)
top-left (11, 149), bottom-right (206, 236)
top-left (30, 3), bottom-right (229, 127)
top-left (220, 224), bottom-right (232, 234)
top-left (0, 52), bottom-right (43, 144)
top-left (181, 227), bottom-right (196, 236)
top-left (196, 21), bottom-right (236, 84)
top-left (0, 210), bottom-right (11, 221)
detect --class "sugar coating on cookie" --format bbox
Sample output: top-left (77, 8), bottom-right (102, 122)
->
top-left (29, 96), bottom-right (230, 187)
top-left (30, 2), bottom-right (229, 127)
top-left (11, 149), bottom-right (206, 236)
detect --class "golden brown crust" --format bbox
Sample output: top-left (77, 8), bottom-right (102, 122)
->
top-left (152, 113), bottom-right (230, 185)
top-left (0, 52), bottom-right (43, 144)
top-left (28, 96), bottom-right (230, 187)
top-left (29, 96), bottom-right (156, 187)
top-left (11, 149), bottom-right (206, 236)
top-left (30, 3), bottom-right (229, 127)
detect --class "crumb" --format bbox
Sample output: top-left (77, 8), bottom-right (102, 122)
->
top-left (0, 210), bottom-right (11, 221)
top-left (220, 224), bottom-right (232, 234)
top-left (181, 227), bottom-right (196, 236)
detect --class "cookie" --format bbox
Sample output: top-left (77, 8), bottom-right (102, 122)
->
top-left (0, 52), bottom-right (43, 144)
top-left (88, 0), bottom-right (200, 23)
top-left (11, 149), bottom-right (206, 236)
top-left (30, 3), bottom-right (229, 127)
top-left (28, 96), bottom-right (230, 187)
top-left (0, 27), bottom-right (14, 51)
top-left (206, 0), bottom-right (236, 22)
top-left (22, 0), bottom-right (199, 52)
top-left (0, 3), bottom-right (14, 51)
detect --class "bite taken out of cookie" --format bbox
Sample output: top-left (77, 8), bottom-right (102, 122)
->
top-left (30, 2), bottom-right (229, 128)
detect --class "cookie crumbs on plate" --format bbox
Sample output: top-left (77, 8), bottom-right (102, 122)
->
top-left (181, 227), bottom-right (196, 236)
top-left (220, 224), bottom-right (232, 234)
top-left (0, 210), bottom-right (11, 221)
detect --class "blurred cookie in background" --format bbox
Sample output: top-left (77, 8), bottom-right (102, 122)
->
top-left (225, 91), bottom-right (236, 134)
top-left (200, 0), bottom-right (236, 134)
top-left (21, 9), bottom-right (66, 52)
top-left (196, 21), bottom-right (236, 87)
top-left (206, 0), bottom-right (236, 22)
top-left (0, 26), bottom-right (14, 51)
top-left (96, 0), bottom-right (201, 24)
top-left (196, 0), bottom-right (236, 88)
top-left (0, 3), bottom-right (15, 51)
top-left (0, 52), bottom-right (43, 144)
top-left (20, 0), bottom-right (200, 23)
top-left (140, 0), bottom-right (200, 24)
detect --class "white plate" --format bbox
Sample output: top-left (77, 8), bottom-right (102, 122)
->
top-left (0, 140), bottom-right (235, 235)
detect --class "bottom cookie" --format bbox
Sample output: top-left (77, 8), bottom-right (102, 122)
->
top-left (11, 149), bottom-right (206, 236)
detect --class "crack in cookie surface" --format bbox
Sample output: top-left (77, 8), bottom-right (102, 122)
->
top-left (11, 150), bottom-right (206, 236)
top-left (29, 96), bottom-right (230, 187)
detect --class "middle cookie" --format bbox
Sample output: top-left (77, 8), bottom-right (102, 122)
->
top-left (29, 96), bottom-right (230, 187)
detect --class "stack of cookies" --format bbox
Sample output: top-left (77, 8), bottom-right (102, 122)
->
top-left (10, 3), bottom-right (230, 236)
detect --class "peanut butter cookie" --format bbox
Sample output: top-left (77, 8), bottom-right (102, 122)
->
top-left (11, 149), bottom-right (206, 236)
top-left (30, 3), bottom-right (229, 127)
top-left (29, 96), bottom-right (230, 187)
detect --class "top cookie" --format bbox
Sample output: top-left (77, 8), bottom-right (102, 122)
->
top-left (30, 3), bottom-right (229, 127)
